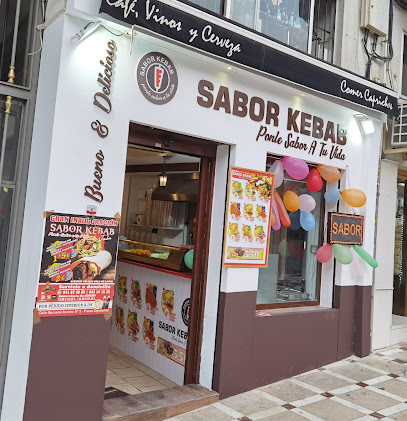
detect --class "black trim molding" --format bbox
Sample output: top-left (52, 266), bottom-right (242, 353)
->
top-left (100, 0), bottom-right (398, 117)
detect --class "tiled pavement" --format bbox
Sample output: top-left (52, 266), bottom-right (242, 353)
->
top-left (106, 345), bottom-right (177, 395)
top-left (165, 343), bottom-right (407, 421)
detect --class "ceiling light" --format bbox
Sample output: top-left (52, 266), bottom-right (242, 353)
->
top-left (226, 66), bottom-right (233, 71)
top-left (159, 157), bottom-right (168, 188)
top-left (354, 114), bottom-right (375, 135)
top-left (300, 93), bottom-right (306, 96)
top-left (72, 21), bottom-right (102, 42)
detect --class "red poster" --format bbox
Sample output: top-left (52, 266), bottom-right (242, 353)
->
top-left (36, 213), bottom-right (119, 317)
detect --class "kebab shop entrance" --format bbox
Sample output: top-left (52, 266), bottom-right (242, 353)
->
top-left (104, 123), bottom-right (217, 409)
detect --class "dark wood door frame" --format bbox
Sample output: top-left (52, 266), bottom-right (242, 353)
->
top-left (128, 123), bottom-right (217, 384)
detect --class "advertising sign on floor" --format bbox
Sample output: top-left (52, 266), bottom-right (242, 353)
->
top-left (36, 213), bottom-right (119, 317)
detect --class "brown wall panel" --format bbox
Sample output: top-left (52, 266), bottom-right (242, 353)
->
top-left (214, 285), bottom-right (372, 399)
top-left (23, 315), bottom-right (110, 421)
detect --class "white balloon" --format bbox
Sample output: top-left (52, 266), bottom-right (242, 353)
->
top-left (299, 194), bottom-right (316, 212)
top-left (269, 160), bottom-right (284, 188)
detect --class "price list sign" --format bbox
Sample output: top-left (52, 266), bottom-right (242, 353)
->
top-left (36, 213), bottom-right (119, 317)
top-left (222, 167), bottom-right (274, 268)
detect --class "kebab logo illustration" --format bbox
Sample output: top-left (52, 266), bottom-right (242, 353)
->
top-left (142, 317), bottom-right (156, 350)
top-left (145, 283), bottom-right (158, 315)
top-left (137, 52), bottom-right (178, 105)
top-left (117, 276), bottom-right (128, 304)
top-left (127, 310), bottom-right (139, 342)
top-left (161, 288), bottom-right (175, 322)
top-left (131, 279), bottom-right (142, 309)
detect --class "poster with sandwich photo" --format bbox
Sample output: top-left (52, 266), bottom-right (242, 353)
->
top-left (36, 213), bottom-right (120, 317)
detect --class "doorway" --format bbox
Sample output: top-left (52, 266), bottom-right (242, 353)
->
top-left (104, 124), bottom-right (216, 402)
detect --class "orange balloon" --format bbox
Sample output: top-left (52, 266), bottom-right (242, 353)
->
top-left (283, 191), bottom-right (300, 212)
top-left (269, 210), bottom-right (276, 226)
top-left (274, 192), bottom-right (291, 227)
top-left (317, 164), bottom-right (341, 182)
top-left (340, 189), bottom-right (366, 207)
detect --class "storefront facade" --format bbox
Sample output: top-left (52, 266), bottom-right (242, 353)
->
top-left (1, 1), bottom-right (399, 420)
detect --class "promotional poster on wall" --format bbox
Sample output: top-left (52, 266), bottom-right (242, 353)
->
top-left (36, 213), bottom-right (120, 317)
top-left (223, 167), bottom-right (275, 267)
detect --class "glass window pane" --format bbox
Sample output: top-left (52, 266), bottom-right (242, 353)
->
top-left (257, 162), bottom-right (323, 306)
top-left (0, 97), bottom-right (23, 182)
top-left (0, 187), bottom-right (13, 295)
top-left (259, 0), bottom-right (310, 52)
top-left (186, 0), bottom-right (223, 13)
top-left (0, 0), bottom-right (36, 86)
top-left (403, 35), bottom-right (407, 97)
top-left (230, 0), bottom-right (257, 29)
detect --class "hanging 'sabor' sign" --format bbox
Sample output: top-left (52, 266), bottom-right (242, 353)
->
top-left (328, 212), bottom-right (364, 245)
top-left (100, 0), bottom-right (398, 117)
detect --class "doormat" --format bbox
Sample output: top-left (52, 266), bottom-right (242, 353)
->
top-left (104, 387), bottom-right (130, 400)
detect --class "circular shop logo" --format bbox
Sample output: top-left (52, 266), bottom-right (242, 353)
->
top-left (137, 52), bottom-right (178, 105)
top-left (181, 298), bottom-right (190, 326)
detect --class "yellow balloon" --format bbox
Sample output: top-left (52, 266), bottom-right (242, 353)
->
top-left (317, 164), bottom-right (341, 182)
top-left (340, 189), bottom-right (366, 207)
top-left (283, 191), bottom-right (300, 212)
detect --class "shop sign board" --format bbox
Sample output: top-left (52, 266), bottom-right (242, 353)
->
top-left (222, 167), bottom-right (275, 267)
top-left (327, 212), bottom-right (364, 245)
top-left (99, 0), bottom-right (398, 116)
top-left (36, 213), bottom-right (120, 317)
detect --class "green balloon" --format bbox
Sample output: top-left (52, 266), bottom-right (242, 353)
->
top-left (353, 245), bottom-right (378, 268)
top-left (278, 239), bottom-right (290, 258)
top-left (184, 250), bottom-right (194, 269)
top-left (333, 244), bottom-right (353, 265)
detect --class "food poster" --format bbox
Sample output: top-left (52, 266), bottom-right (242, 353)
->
top-left (110, 261), bottom-right (191, 385)
top-left (223, 167), bottom-right (275, 267)
top-left (36, 213), bottom-right (119, 317)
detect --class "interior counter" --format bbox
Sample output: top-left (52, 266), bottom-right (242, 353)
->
top-left (110, 259), bottom-right (190, 385)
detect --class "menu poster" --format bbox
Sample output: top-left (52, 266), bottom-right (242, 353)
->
top-left (36, 213), bottom-right (119, 317)
top-left (222, 167), bottom-right (275, 268)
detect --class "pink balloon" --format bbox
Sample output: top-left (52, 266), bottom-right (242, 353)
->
top-left (316, 244), bottom-right (332, 263)
top-left (281, 156), bottom-right (309, 180)
top-left (299, 194), bottom-right (316, 212)
top-left (272, 196), bottom-right (281, 231)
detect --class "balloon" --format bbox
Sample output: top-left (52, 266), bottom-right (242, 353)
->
top-left (353, 245), bottom-right (378, 268)
top-left (332, 244), bottom-right (353, 264)
top-left (325, 188), bottom-right (340, 203)
top-left (269, 160), bottom-right (284, 188)
top-left (316, 244), bottom-right (333, 263)
top-left (270, 210), bottom-right (276, 226)
top-left (284, 191), bottom-right (300, 212)
top-left (281, 156), bottom-right (309, 180)
top-left (340, 189), bottom-right (367, 207)
top-left (289, 210), bottom-right (301, 230)
top-left (300, 211), bottom-right (315, 231)
top-left (317, 164), bottom-right (341, 182)
top-left (184, 250), bottom-right (194, 269)
top-left (278, 239), bottom-right (289, 257)
top-left (287, 240), bottom-right (304, 260)
top-left (275, 192), bottom-right (291, 227)
top-left (299, 194), bottom-right (316, 212)
top-left (272, 197), bottom-right (281, 231)
top-left (306, 168), bottom-right (323, 192)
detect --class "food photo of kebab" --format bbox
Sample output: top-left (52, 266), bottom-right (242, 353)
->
top-left (71, 250), bottom-right (112, 280)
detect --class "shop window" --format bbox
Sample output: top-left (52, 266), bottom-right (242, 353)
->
top-left (257, 158), bottom-right (324, 308)
top-left (179, 0), bottom-right (225, 14)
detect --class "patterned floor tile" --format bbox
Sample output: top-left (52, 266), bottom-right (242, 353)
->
top-left (295, 371), bottom-right (353, 392)
top-left (328, 364), bottom-right (384, 382)
top-left (222, 391), bottom-right (277, 416)
top-left (177, 405), bottom-right (235, 421)
top-left (261, 381), bottom-right (317, 402)
top-left (339, 388), bottom-right (400, 412)
top-left (371, 379), bottom-right (407, 399)
top-left (300, 398), bottom-right (365, 421)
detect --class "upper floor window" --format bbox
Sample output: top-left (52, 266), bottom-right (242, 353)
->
top-left (402, 34), bottom-right (407, 97)
top-left (179, 0), bottom-right (336, 63)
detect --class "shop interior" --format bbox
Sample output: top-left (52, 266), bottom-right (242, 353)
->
top-left (106, 142), bottom-right (201, 399)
